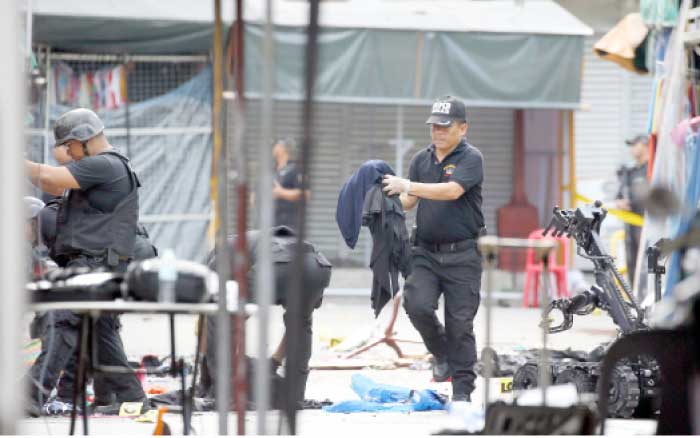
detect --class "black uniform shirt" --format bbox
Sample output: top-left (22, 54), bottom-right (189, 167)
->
top-left (274, 161), bottom-right (303, 228)
top-left (615, 162), bottom-right (648, 216)
top-left (65, 152), bottom-right (133, 212)
top-left (409, 138), bottom-right (484, 243)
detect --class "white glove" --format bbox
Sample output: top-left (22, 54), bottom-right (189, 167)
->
top-left (382, 174), bottom-right (411, 196)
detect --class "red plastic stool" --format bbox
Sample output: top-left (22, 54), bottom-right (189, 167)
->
top-left (522, 228), bottom-right (570, 307)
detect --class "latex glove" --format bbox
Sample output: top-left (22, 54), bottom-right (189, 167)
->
top-left (382, 174), bottom-right (411, 196)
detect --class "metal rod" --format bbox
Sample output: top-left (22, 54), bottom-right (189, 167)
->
top-left (557, 110), bottom-right (564, 214)
top-left (483, 252), bottom-right (497, 409)
top-left (189, 316), bottom-right (206, 434)
top-left (284, 0), bottom-right (320, 433)
top-left (255, 0), bottom-right (275, 434)
top-left (395, 105), bottom-right (404, 177)
top-left (124, 56), bottom-right (132, 158)
top-left (539, 257), bottom-right (551, 406)
top-left (25, 0), bottom-right (33, 61)
top-left (170, 314), bottom-right (177, 378)
top-left (211, 0), bottom-right (231, 433)
top-left (239, 92), bottom-right (586, 110)
top-left (181, 358), bottom-right (190, 435)
top-left (567, 109), bottom-right (576, 208)
top-left (0, 2), bottom-right (26, 430)
top-left (43, 48), bottom-right (52, 164)
top-left (28, 126), bottom-right (214, 137)
top-left (231, 0), bottom-right (250, 434)
top-left (49, 53), bottom-right (209, 63)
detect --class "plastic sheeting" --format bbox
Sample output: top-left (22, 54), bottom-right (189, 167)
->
top-left (244, 25), bottom-right (585, 108)
top-left (29, 68), bottom-right (213, 262)
top-left (323, 374), bottom-right (446, 413)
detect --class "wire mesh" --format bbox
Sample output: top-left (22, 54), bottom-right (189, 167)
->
top-left (25, 50), bottom-right (212, 261)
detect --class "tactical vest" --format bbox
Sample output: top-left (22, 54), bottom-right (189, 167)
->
top-left (53, 150), bottom-right (141, 266)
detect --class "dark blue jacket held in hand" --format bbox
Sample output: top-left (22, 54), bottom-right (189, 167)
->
top-left (336, 160), bottom-right (411, 316)
top-left (336, 160), bottom-right (394, 249)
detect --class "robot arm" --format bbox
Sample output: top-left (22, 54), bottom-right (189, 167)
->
top-left (541, 289), bottom-right (600, 333)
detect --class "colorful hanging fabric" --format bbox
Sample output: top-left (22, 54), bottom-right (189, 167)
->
top-left (640, 0), bottom-right (680, 28)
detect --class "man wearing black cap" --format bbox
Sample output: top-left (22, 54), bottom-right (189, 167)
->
top-left (615, 133), bottom-right (649, 283)
top-left (383, 96), bottom-right (484, 403)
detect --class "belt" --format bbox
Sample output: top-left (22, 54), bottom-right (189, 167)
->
top-left (417, 238), bottom-right (476, 253)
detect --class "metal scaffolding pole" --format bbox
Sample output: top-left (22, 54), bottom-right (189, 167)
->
top-left (231, 0), bottom-right (250, 434)
top-left (255, 0), bottom-right (275, 434)
top-left (283, 0), bottom-right (320, 433)
top-left (0, 0), bottom-right (26, 433)
top-left (212, 0), bottom-right (231, 434)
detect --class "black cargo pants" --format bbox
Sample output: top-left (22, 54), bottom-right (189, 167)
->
top-left (403, 244), bottom-right (482, 397)
top-left (27, 255), bottom-right (145, 409)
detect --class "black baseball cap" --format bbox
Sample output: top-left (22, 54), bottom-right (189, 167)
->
top-left (625, 134), bottom-right (649, 146)
top-left (425, 95), bottom-right (467, 126)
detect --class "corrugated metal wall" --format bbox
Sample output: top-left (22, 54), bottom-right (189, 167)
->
top-left (228, 100), bottom-right (513, 265)
top-left (575, 34), bottom-right (653, 185)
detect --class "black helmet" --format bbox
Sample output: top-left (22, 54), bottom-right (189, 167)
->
top-left (53, 108), bottom-right (105, 147)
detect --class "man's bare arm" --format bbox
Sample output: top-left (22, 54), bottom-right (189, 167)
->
top-left (25, 160), bottom-right (80, 195)
top-left (408, 181), bottom-right (465, 201)
top-left (399, 193), bottom-right (418, 210)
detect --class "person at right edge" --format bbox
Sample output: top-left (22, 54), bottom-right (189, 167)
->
top-left (615, 134), bottom-right (649, 285)
top-left (383, 96), bottom-right (485, 404)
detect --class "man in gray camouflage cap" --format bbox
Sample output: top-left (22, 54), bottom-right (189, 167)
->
top-left (24, 108), bottom-right (146, 415)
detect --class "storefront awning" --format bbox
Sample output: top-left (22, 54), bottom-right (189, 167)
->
top-left (32, 0), bottom-right (593, 108)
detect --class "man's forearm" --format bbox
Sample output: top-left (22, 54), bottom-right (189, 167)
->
top-left (25, 159), bottom-right (77, 195)
top-left (408, 181), bottom-right (463, 201)
top-left (399, 193), bottom-right (417, 210)
top-left (25, 160), bottom-right (60, 195)
top-left (277, 188), bottom-right (304, 201)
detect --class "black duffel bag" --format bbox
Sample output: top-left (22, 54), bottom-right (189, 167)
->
top-left (124, 258), bottom-right (215, 303)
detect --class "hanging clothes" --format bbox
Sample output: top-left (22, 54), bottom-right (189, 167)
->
top-left (52, 62), bottom-right (127, 111)
top-left (665, 126), bottom-right (700, 295)
top-left (640, 0), bottom-right (680, 28)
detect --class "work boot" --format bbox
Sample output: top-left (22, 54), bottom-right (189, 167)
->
top-left (432, 359), bottom-right (450, 382)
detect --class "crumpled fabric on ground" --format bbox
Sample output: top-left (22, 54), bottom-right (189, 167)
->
top-left (323, 374), bottom-right (446, 413)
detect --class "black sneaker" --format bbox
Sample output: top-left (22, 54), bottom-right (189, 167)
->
top-left (432, 359), bottom-right (450, 382)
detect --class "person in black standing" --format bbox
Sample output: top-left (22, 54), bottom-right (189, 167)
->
top-left (272, 138), bottom-right (309, 231)
top-left (615, 134), bottom-right (649, 284)
top-left (24, 108), bottom-right (146, 414)
top-left (383, 96), bottom-right (484, 403)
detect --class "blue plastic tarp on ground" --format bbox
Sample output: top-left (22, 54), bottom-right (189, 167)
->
top-left (323, 374), bottom-right (446, 413)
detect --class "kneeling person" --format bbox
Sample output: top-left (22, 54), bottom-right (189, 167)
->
top-left (202, 226), bottom-right (332, 407)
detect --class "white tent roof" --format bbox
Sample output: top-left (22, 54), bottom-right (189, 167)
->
top-left (34, 0), bottom-right (592, 36)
